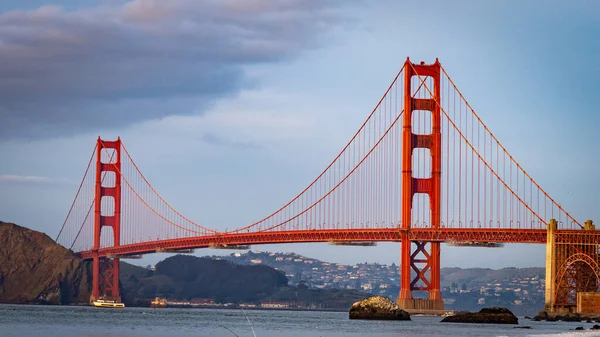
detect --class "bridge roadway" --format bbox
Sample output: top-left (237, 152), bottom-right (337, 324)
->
top-left (78, 228), bottom-right (570, 259)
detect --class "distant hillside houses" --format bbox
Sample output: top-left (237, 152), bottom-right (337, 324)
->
top-left (212, 250), bottom-right (545, 315)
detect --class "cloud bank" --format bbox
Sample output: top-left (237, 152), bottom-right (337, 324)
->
top-left (0, 0), bottom-right (352, 139)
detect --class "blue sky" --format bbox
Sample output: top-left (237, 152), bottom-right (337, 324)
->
top-left (0, 0), bottom-right (598, 269)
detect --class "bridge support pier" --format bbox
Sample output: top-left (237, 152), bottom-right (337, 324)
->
top-left (398, 240), bottom-right (444, 311)
top-left (547, 219), bottom-right (599, 313)
top-left (544, 218), bottom-right (557, 311)
top-left (90, 137), bottom-right (122, 303)
top-left (397, 58), bottom-right (444, 311)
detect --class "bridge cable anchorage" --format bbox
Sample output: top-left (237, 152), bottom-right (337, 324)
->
top-left (439, 66), bottom-right (580, 229)
top-left (56, 143), bottom-right (97, 243)
top-left (409, 62), bottom-right (579, 229)
top-left (226, 63), bottom-right (408, 234)
top-left (120, 144), bottom-right (221, 234)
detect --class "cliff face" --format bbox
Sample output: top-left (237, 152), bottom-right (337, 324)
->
top-left (0, 221), bottom-right (92, 304)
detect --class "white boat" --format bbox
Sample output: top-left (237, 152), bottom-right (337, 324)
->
top-left (92, 299), bottom-right (125, 308)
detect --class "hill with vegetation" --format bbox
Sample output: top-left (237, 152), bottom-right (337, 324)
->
top-left (0, 221), bottom-right (91, 304)
top-left (124, 254), bottom-right (369, 308)
top-left (127, 255), bottom-right (288, 303)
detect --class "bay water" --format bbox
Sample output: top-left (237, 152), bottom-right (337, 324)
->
top-left (1, 304), bottom-right (599, 337)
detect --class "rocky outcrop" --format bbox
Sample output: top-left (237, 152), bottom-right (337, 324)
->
top-left (0, 221), bottom-right (92, 304)
top-left (349, 296), bottom-right (411, 320)
top-left (441, 307), bottom-right (518, 324)
top-left (533, 310), bottom-right (600, 322)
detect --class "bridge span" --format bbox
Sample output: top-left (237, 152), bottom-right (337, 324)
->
top-left (57, 58), bottom-right (597, 313)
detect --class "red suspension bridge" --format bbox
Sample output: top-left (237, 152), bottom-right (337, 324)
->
top-left (56, 58), bottom-right (598, 312)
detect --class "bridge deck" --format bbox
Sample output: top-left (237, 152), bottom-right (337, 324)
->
top-left (78, 228), bottom-right (561, 259)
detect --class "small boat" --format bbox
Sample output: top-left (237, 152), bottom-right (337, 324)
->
top-left (151, 297), bottom-right (167, 308)
top-left (92, 299), bottom-right (125, 308)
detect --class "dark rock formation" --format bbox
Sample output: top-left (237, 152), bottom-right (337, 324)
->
top-left (532, 310), bottom-right (600, 322)
top-left (349, 296), bottom-right (411, 320)
top-left (441, 307), bottom-right (518, 324)
top-left (559, 314), bottom-right (583, 322)
top-left (534, 310), bottom-right (549, 321)
top-left (0, 221), bottom-right (92, 304)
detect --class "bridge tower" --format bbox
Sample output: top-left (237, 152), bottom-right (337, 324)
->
top-left (91, 137), bottom-right (122, 302)
top-left (398, 58), bottom-right (444, 311)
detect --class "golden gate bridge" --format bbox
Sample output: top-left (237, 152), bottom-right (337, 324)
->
top-left (56, 58), bottom-right (599, 313)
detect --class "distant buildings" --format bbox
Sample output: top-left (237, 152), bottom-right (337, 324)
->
top-left (151, 298), bottom-right (216, 307)
top-left (211, 250), bottom-right (545, 312)
top-left (260, 301), bottom-right (290, 309)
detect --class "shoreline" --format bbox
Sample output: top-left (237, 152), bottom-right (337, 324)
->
top-left (0, 302), bottom-right (349, 313)
top-left (0, 301), bottom-right (544, 317)
top-left (0, 302), bottom-right (455, 315)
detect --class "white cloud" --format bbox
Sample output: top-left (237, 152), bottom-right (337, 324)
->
top-left (0, 174), bottom-right (55, 184)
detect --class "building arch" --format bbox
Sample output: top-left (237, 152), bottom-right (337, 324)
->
top-left (554, 253), bottom-right (600, 307)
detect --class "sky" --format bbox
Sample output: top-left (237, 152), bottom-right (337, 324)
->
top-left (0, 0), bottom-right (598, 269)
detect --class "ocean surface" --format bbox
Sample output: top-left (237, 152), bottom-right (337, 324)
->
top-left (1, 304), bottom-right (599, 337)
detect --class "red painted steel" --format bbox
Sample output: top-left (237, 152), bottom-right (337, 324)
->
top-left (78, 228), bottom-right (548, 259)
top-left (554, 253), bottom-right (600, 307)
top-left (91, 137), bottom-right (122, 302)
top-left (400, 58), bottom-right (442, 304)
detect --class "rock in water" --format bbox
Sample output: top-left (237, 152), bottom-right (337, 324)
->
top-left (349, 296), bottom-right (410, 320)
top-left (441, 307), bottom-right (518, 324)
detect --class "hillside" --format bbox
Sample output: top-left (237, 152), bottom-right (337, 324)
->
top-left (213, 250), bottom-right (546, 315)
top-left (440, 266), bottom-right (544, 288)
top-left (214, 251), bottom-right (545, 290)
top-left (124, 255), bottom-right (369, 308)
top-left (129, 255), bottom-right (288, 303)
top-left (0, 221), bottom-right (91, 304)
